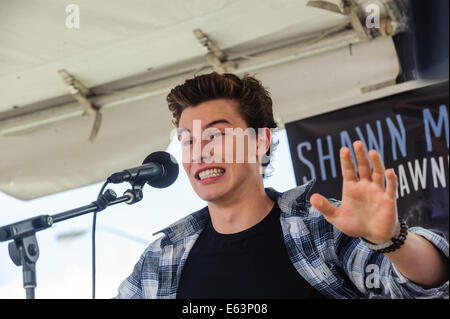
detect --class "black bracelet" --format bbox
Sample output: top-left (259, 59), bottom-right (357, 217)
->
top-left (361, 218), bottom-right (409, 254)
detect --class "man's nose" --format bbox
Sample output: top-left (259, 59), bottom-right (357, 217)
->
top-left (192, 139), bottom-right (213, 163)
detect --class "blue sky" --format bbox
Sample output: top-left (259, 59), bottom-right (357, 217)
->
top-left (0, 129), bottom-right (296, 299)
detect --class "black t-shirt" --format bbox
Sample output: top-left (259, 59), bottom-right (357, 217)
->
top-left (176, 202), bottom-right (326, 299)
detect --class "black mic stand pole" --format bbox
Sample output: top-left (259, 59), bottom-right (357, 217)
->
top-left (1, 185), bottom-right (144, 299)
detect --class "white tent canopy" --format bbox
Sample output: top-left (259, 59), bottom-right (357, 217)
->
top-left (0, 0), bottom-right (351, 109)
top-left (0, 0), bottom-right (429, 200)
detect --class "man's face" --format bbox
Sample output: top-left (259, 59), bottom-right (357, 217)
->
top-left (178, 99), bottom-right (266, 203)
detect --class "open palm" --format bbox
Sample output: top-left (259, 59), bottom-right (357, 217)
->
top-left (310, 141), bottom-right (399, 244)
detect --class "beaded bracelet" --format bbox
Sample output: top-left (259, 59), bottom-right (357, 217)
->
top-left (360, 218), bottom-right (409, 254)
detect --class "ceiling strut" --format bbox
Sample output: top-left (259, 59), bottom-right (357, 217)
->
top-left (193, 29), bottom-right (236, 73)
top-left (306, 0), bottom-right (372, 41)
top-left (57, 69), bottom-right (102, 142)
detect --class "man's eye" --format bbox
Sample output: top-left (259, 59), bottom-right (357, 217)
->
top-left (211, 132), bottom-right (224, 139)
top-left (182, 139), bottom-right (193, 146)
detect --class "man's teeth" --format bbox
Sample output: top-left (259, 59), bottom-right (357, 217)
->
top-left (198, 168), bottom-right (225, 180)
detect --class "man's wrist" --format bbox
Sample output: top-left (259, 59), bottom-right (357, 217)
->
top-left (361, 218), bottom-right (409, 253)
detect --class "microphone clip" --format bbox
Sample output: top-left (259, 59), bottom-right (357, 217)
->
top-left (124, 184), bottom-right (144, 205)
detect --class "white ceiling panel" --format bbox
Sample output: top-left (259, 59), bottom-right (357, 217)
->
top-left (0, 0), bottom-right (347, 111)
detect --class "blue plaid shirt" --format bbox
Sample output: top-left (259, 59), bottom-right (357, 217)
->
top-left (116, 179), bottom-right (449, 299)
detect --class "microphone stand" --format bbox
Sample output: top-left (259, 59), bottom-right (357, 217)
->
top-left (0, 185), bottom-right (144, 299)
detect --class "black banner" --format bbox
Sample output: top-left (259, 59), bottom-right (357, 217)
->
top-left (285, 82), bottom-right (449, 239)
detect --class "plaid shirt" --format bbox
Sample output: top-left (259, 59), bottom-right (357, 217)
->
top-left (116, 179), bottom-right (449, 299)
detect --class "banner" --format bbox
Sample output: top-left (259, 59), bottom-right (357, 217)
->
top-left (285, 82), bottom-right (449, 239)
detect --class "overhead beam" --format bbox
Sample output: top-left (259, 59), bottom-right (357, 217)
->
top-left (57, 69), bottom-right (102, 142)
top-left (193, 29), bottom-right (236, 73)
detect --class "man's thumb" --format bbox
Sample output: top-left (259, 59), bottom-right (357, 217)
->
top-left (310, 193), bottom-right (337, 219)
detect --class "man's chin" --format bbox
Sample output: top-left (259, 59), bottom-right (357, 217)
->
top-left (197, 191), bottom-right (224, 203)
top-left (194, 186), bottom-right (228, 203)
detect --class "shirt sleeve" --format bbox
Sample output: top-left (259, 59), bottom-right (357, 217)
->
top-left (333, 218), bottom-right (449, 299)
top-left (114, 237), bottom-right (163, 299)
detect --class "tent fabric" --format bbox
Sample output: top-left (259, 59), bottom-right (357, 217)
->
top-left (0, 0), bottom-right (347, 111)
top-left (0, 0), bottom-right (403, 200)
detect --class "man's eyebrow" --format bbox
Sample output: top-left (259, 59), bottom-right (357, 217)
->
top-left (177, 127), bottom-right (190, 134)
top-left (206, 119), bottom-right (232, 128)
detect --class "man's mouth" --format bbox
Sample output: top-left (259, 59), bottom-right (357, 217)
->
top-left (195, 168), bottom-right (226, 180)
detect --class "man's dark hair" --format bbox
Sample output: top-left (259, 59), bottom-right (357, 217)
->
top-left (166, 72), bottom-right (278, 177)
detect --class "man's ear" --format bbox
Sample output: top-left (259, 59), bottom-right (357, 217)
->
top-left (256, 127), bottom-right (271, 157)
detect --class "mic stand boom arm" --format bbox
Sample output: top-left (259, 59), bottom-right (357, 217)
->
top-left (0, 187), bottom-right (142, 299)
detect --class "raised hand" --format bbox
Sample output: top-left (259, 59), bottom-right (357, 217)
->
top-left (310, 140), bottom-right (399, 244)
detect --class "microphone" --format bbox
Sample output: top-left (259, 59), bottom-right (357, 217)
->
top-left (107, 151), bottom-right (179, 188)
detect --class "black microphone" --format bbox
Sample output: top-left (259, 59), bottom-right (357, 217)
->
top-left (107, 151), bottom-right (179, 188)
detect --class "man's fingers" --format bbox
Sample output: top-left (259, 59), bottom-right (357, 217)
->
top-left (310, 193), bottom-right (338, 220)
top-left (386, 169), bottom-right (398, 199)
top-left (354, 141), bottom-right (372, 181)
top-left (369, 150), bottom-right (386, 189)
top-left (340, 147), bottom-right (358, 182)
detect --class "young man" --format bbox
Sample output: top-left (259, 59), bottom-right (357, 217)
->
top-left (116, 72), bottom-right (449, 299)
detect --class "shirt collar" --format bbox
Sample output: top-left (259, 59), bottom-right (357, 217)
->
top-left (153, 179), bottom-right (317, 246)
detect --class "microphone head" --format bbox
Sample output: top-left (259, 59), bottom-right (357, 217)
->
top-left (142, 151), bottom-right (179, 188)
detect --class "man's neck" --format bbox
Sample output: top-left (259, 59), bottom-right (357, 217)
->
top-left (207, 179), bottom-right (275, 234)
